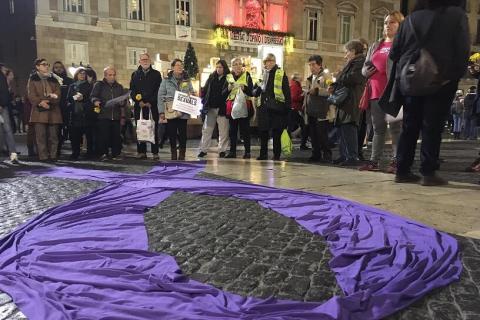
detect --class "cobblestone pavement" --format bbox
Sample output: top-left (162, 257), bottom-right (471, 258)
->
top-left (0, 165), bottom-right (479, 319)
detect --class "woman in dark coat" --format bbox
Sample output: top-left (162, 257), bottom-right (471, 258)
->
top-left (334, 40), bottom-right (366, 166)
top-left (391, 0), bottom-right (469, 185)
top-left (66, 67), bottom-right (93, 160)
top-left (254, 53), bottom-right (291, 161)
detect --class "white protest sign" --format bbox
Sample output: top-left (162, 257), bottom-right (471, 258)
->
top-left (172, 91), bottom-right (202, 118)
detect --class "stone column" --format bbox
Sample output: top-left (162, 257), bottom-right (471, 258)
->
top-left (97, 0), bottom-right (113, 29)
top-left (35, 0), bottom-right (53, 22)
top-left (361, 0), bottom-right (371, 40)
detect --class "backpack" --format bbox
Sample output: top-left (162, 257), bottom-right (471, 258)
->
top-left (399, 15), bottom-right (447, 96)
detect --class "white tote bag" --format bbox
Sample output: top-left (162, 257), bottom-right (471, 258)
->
top-left (136, 108), bottom-right (155, 144)
top-left (231, 90), bottom-right (248, 119)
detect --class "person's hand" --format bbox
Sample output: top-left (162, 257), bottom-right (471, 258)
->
top-left (327, 85), bottom-right (335, 94)
top-left (48, 93), bottom-right (58, 99)
top-left (364, 65), bottom-right (377, 78)
top-left (39, 100), bottom-right (50, 109)
top-left (94, 101), bottom-right (101, 107)
top-left (139, 101), bottom-right (145, 108)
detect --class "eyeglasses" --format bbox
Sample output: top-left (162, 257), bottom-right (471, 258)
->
top-left (39, 63), bottom-right (50, 67)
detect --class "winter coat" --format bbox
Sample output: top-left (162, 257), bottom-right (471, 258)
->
top-left (157, 71), bottom-right (196, 120)
top-left (463, 93), bottom-right (477, 118)
top-left (66, 81), bottom-right (94, 127)
top-left (254, 65), bottom-right (291, 130)
top-left (335, 55), bottom-right (366, 126)
top-left (202, 72), bottom-right (229, 116)
top-left (304, 72), bottom-right (330, 119)
top-left (27, 72), bottom-right (63, 124)
top-left (289, 79), bottom-right (303, 111)
top-left (130, 66), bottom-right (162, 122)
top-left (0, 72), bottom-right (9, 107)
top-left (90, 80), bottom-right (126, 121)
top-left (390, 7), bottom-right (469, 84)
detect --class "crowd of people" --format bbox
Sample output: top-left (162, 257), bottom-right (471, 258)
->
top-left (0, 0), bottom-right (478, 185)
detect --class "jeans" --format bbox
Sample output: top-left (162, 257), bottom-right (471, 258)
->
top-left (370, 99), bottom-right (402, 162)
top-left (397, 81), bottom-right (458, 176)
top-left (0, 106), bottom-right (17, 154)
top-left (463, 116), bottom-right (478, 139)
top-left (452, 113), bottom-right (463, 133)
top-left (338, 123), bottom-right (358, 161)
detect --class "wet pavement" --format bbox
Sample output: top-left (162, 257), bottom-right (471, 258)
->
top-left (0, 135), bottom-right (479, 319)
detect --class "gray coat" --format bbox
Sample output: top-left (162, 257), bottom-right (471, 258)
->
top-left (362, 39), bottom-right (394, 80)
top-left (157, 72), bottom-right (195, 120)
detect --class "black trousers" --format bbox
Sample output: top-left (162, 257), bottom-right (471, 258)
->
top-left (397, 81), bottom-right (457, 176)
top-left (70, 125), bottom-right (96, 157)
top-left (97, 119), bottom-right (122, 157)
top-left (288, 110), bottom-right (308, 146)
top-left (309, 117), bottom-right (331, 159)
top-left (167, 118), bottom-right (187, 149)
top-left (259, 128), bottom-right (282, 158)
top-left (84, 124), bottom-right (96, 156)
top-left (229, 118), bottom-right (251, 154)
top-left (136, 121), bottom-right (159, 154)
top-left (357, 110), bottom-right (367, 157)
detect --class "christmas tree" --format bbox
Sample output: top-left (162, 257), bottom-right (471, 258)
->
top-left (184, 42), bottom-right (199, 79)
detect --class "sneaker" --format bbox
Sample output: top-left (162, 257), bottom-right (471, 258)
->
top-left (243, 153), bottom-right (251, 159)
top-left (385, 160), bottom-right (397, 174)
top-left (111, 156), bottom-right (122, 161)
top-left (219, 152), bottom-right (226, 158)
top-left (225, 152), bottom-right (236, 159)
top-left (10, 152), bottom-right (19, 164)
top-left (197, 151), bottom-right (207, 158)
top-left (152, 154), bottom-right (160, 161)
top-left (394, 172), bottom-right (421, 184)
top-left (421, 175), bottom-right (448, 186)
top-left (136, 153), bottom-right (147, 160)
top-left (359, 161), bottom-right (380, 171)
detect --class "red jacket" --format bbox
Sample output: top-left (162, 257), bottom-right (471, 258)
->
top-left (289, 79), bottom-right (303, 111)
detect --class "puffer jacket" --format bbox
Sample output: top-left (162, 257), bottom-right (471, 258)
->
top-left (157, 71), bottom-right (196, 120)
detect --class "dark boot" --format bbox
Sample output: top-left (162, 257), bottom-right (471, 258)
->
top-left (170, 147), bottom-right (177, 160)
top-left (178, 148), bottom-right (186, 161)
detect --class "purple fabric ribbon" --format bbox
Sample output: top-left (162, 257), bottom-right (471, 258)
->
top-left (0, 163), bottom-right (461, 320)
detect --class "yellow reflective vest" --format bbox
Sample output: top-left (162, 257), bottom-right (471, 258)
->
top-left (273, 69), bottom-right (286, 103)
top-left (226, 72), bottom-right (248, 101)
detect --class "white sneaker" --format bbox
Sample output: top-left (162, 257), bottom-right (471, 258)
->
top-left (10, 152), bottom-right (19, 164)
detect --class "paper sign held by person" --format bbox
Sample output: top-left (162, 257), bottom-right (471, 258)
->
top-left (172, 91), bottom-right (202, 118)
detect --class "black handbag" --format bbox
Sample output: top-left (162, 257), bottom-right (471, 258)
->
top-left (305, 94), bottom-right (329, 118)
top-left (265, 97), bottom-right (286, 113)
top-left (327, 86), bottom-right (350, 106)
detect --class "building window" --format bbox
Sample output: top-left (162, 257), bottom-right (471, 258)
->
top-left (176, 0), bottom-right (190, 26)
top-left (307, 10), bottom-right (319, 41)
top-left (374, 18), bottom-right (384, 41)
top-left (65, 41), bottom-right (89, 65)
top-left (127, 47), bottom-right (147, 69)
top-left (340, 15), bottom-right (352, 44)
top-left (127, 0), bottom-right (144, 20)
top-left (9, 0), bottom-right (14, 14)
top-left (64, 0), bottom-right (84, 13)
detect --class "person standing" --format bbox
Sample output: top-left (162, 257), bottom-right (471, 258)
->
top-left (392, 0), bottom-right (469, 185)
top-left (84, 68), bottom-right (98, 158)
top-left (463, 86), bottom-right (478, 140)
top-left (0, 63), bottom-right (19, 163)
top-left (66, 68), bottom-right (93, 160)
top-left (27, 59), bottom-right (63, 162)
top-left (225, 57), bottom-right (254, 159)
top-left (254, 53), bottom-right (291, 161)
top-left (91, 66), bottom-right (127, 161)
top-left (198, 59), bottom-right (230, 158)
top-left (304, 55), bottom-right (332, 162)
top-left (333, 40), bottom-right (367, 166)
top-left (289, 73), bottom-right (309, 150)
top-left (52, 61), bottom-right (73, 158)
top-left (359, 11), bottom-right (405, 173)
top-left (450, 90), bottom-right (464, 139)
top-left (158, 59), bottom-right (196, 161)
top-left (130, 53), bottom-right (162, 160)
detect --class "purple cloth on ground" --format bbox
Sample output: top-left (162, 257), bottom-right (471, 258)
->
top-left (0, 163), bottom-right (461, 320)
